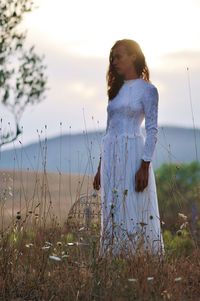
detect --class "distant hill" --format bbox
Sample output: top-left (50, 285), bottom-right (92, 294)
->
top-left (0, 126), bottom-right (199, 174)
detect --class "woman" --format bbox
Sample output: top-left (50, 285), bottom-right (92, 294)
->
top-left (93, 39), bottom-right (165, 257)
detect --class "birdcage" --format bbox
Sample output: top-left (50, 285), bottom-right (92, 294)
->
top-left (66, 190), bottom-right (101, 233)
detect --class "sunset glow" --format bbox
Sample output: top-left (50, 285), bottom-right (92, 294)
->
top-left (23, 0), bottom-right (200, 61)
top-left (2, 0), bottom-right (200, 146)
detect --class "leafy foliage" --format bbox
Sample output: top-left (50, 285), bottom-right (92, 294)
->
top-left (156, 161), bottom-right (200, 232)
top-left (163, 229), bottom-right (196, 257)
top-left (0, 0), bottom-right (47, 146)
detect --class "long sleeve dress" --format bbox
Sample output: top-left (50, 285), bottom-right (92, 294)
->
top-left (100, 78), bottom-right (165, 257)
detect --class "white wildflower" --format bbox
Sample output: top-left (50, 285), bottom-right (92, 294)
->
top-left (45, 241), bottom-right (53, 246)
top-left (78, 227), bottom-right (85, 231)
top-left (25, 243), bottom-right (33, 248)
top-left (42, 246), bottom-right (51, 250)
top-left (176, 230), bottom-right (182, 236)
top-left (178, 213), bottom-right (187, 221)
top-left (128, 278), bottom-right (137, 282)
top-left (49, 255), bottom-right (62, 262)
top-left (174, 277), bottom-right (182, 282)
top-left (147, 277), bottom-right (154, 281)
top-left (180, 222), bottom-right (188, 229)
top-left (62, 255), bottom-right (69, 259)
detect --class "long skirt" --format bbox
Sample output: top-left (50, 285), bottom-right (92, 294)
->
top-left (100, 133), bottom-right (165, 257)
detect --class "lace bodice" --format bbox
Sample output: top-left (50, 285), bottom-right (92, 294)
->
top-left (103, 78), bottom-right (159, 162)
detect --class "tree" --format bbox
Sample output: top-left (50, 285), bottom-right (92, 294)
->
top-left (0, 0), bottom-right (47, 146)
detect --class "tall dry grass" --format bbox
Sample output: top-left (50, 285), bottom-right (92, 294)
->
top-left (0, 121), bottom-right (200, 300)
top-left (0, 212), bottom-right (200, 300)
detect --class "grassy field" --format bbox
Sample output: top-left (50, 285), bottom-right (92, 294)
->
top-left (0, 169), bottom-right (94, 226)
top-left (0, 169), bottom-right (200, 301)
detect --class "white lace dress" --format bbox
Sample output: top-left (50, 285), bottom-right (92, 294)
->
top-left (100, 78), bottom-right (165, 256)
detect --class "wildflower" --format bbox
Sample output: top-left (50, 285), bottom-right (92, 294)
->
top-left (16, 212), bottom-right (21, 220)
top-left (45, 241), bottom-right (53, 246)
top-left (174, 277), bottom-right (182, 282)
top-left (25, 243), bottom-right (33, 248)
top-left (112, 188), bottom-right (118, 194)
top-left (178, 213), bottom-right (187, 221)
top-left (180, 222), bottom-right (188, 229)
top-left (147, 277), bottom-right (154, 281)
top-left (78, 227), bottom-right (85, 231)
top-left (42, 246), bottom-right (51, 250)
top-left (62, 254), bottom-right (69, 259)
top-left (42, 241), bottom-right (53, 250)
top-left (161, 290), bottom-right (171, 299)
top-left (128, 278), bottom-right (137, 282)
top-left (123, 189), bottom-right (128, 196)
top-left (49, 255), bottom-right (62, 262)
top-left (176, 230), bottom-right (182, 236)
top-left (67, 242), bottom-right (75, 246)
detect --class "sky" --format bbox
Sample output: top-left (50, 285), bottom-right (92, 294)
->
top-left (1, 0), bottom-right (200, 148)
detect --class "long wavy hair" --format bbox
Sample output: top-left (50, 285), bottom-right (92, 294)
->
top-left (106, 39), bottom-right (150, 100)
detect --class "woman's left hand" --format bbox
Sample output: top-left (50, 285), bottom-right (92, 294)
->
top-left (135, 160), bottom-right (150, 192)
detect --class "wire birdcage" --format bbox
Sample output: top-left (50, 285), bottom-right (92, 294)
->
top-left (66, 190), bottom-right (101, 232)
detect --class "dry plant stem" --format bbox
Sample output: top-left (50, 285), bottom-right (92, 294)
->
top-left (98, 157), bottom-right (101, 171)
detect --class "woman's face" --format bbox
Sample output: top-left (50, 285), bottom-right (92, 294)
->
top-left (111, 44), bottom-right (136, 77)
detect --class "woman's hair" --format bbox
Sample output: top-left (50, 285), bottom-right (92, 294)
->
top-left (106, 39), bottom-right (150, 100)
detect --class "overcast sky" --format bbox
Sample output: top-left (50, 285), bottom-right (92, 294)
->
top-left (1, 0), bottom-right (200, 149)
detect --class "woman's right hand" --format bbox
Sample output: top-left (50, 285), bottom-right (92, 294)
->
top-left (93, 169), bottom-right (101, 190)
